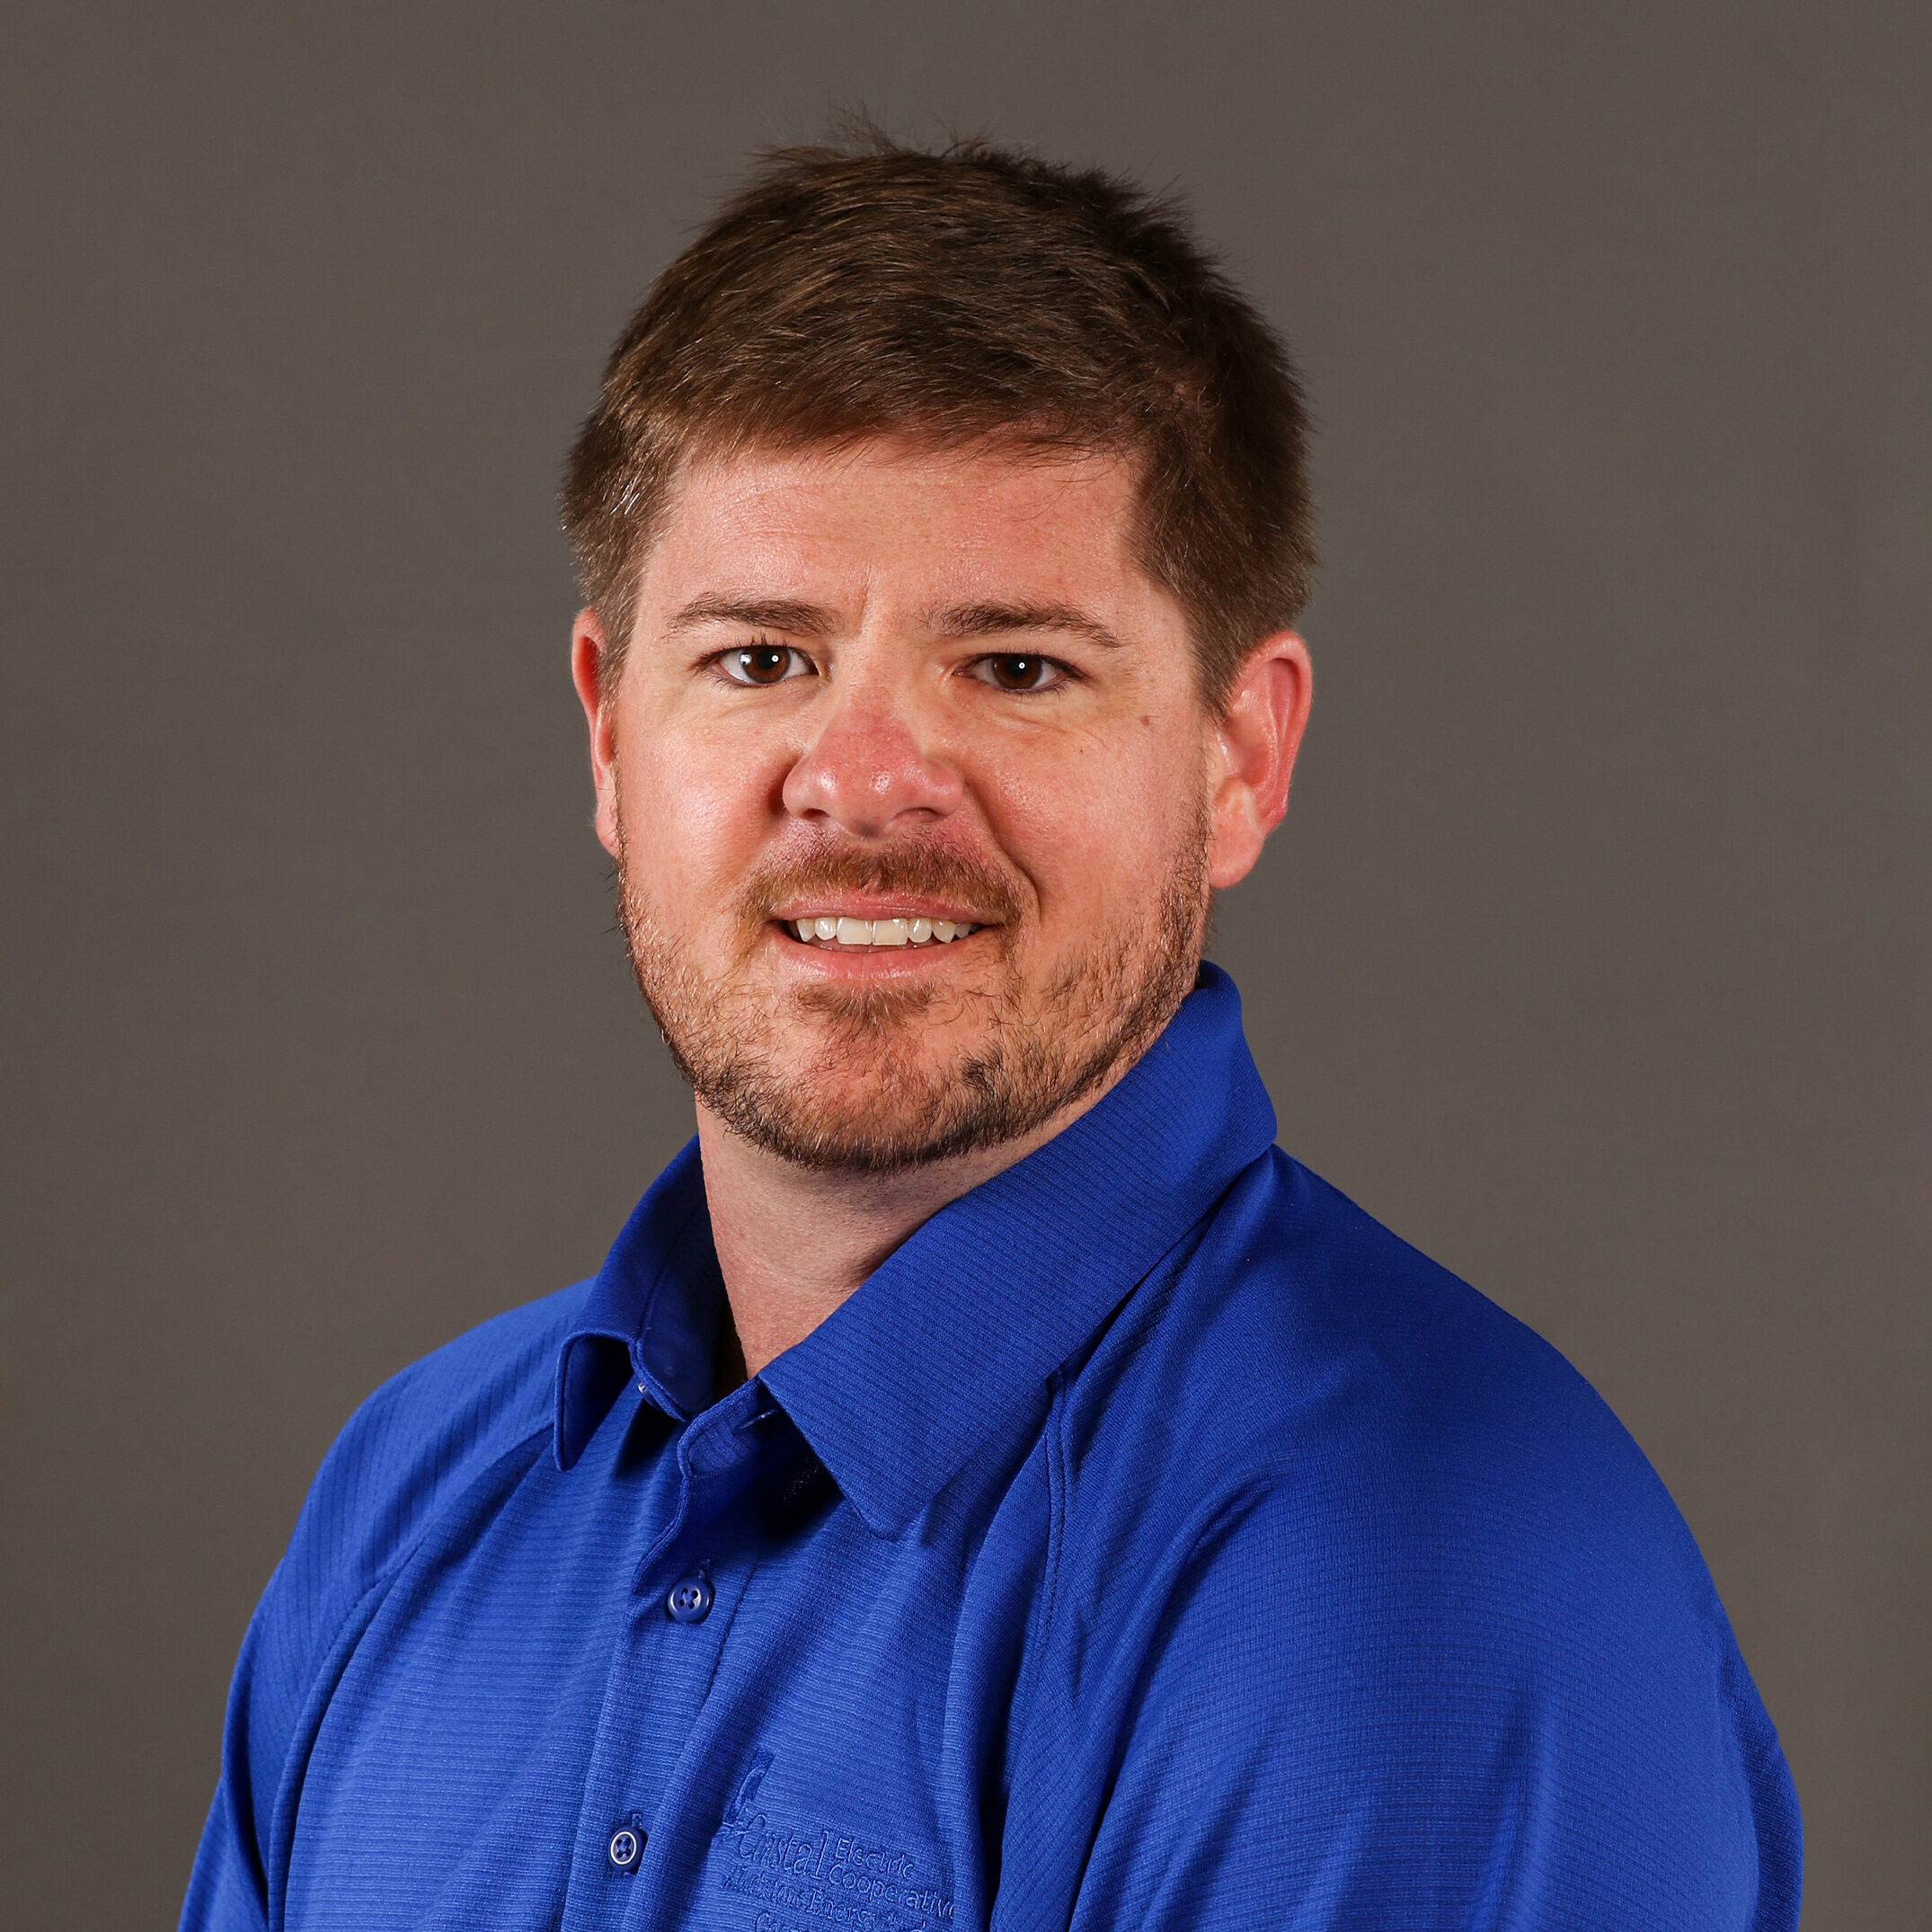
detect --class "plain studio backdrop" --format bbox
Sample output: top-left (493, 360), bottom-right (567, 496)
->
top-left (2, 5), bottom-right (1926, 1928)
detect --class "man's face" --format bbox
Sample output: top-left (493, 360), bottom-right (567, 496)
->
top-left (581, 438), bottom-right (1273, 1172)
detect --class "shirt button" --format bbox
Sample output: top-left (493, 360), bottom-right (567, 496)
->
top-left (665, 1573), bottom-right (713, 1623)
top-left (608, 1819), bottom-right (646, 1871)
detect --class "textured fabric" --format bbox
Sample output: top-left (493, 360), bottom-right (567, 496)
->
top-left (182, 965), bottom-right (1801, 1931)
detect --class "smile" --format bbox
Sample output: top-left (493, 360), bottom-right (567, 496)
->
top-left (784, 916), bottom-right (982, 949)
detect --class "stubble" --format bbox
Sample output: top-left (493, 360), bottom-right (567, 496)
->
top-left (614, 812), bottom-right (1210, 1174)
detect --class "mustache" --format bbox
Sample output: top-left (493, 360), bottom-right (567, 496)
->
top-left (740, 839), bottom-right (1025, 925)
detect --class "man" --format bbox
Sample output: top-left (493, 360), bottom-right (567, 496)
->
top-left (183, 139), bottom-right (1800, 1931)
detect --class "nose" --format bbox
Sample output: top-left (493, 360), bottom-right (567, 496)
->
top-left (781, 684), bottom-right (963, 838)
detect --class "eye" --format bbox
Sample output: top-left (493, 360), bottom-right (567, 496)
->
top-left (970, 653), bottom-right (1068, 693)
top-left (719, 642), bottom-right (815, 687)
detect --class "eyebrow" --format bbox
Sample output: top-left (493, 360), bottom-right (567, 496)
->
top-left (926, 600), bottom-right (1126, 651)
top-left (660, 593), bottom-right (1126, 652)
top-left (664, 595), bottom-right (840, 637)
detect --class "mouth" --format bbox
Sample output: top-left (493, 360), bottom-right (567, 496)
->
top-left (776, 912), bottom-right (988, 951)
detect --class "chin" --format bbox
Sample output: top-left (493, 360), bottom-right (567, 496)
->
top-left (703, 1057), bottom-right (998, 1174)
top-left (713, 1098), bottom-right (977, 1173)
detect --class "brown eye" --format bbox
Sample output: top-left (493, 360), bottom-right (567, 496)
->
top-left (724, 643), bottom-right (809, 686)
top-left (974, 653), bottom-right (1062, 692)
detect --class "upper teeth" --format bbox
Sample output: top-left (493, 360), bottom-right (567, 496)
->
top-left (792, 916), bottom-right (976, 947)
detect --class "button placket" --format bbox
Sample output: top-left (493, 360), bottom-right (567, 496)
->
top-left (568, 1392), bottom-right (792, 1928)
top-left (630, 1390), bottom-right (777, 1600)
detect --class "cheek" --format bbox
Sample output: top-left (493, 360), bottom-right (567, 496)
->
top-left (618, 716), bottom-right (790, 894)
top-left (976, 723), bottom-right (1205, 917)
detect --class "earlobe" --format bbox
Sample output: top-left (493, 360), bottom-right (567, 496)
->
top-left (1205, 632), bottom-right (1313, 891)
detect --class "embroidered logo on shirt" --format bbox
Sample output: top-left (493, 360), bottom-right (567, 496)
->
top-left (722, 1750), bottom-right (775, 1828)
top-left (713, 1755), bottom-right (953, 1929)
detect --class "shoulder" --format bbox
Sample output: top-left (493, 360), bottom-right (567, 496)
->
top-left (260, 1279), bottom-right (591, 1661)
top-left (198, 1280), bottom-right (598, 1909)
top-left (1038, 1152), bottom-right (1797, 1924)
top-left (1072, 1146), bottom-right (1702, 1591)
top-left (1053, 1146), bottom-right (1753, 1748)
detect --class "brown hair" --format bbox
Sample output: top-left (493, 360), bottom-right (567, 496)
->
top-left (561, 134), bottom-right (1315, 708)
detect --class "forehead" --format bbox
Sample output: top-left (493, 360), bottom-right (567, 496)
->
top-left (631, 438), bottom-right (1161, 624)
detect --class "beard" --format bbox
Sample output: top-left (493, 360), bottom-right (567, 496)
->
top-left (614, 810), bottom-right (1211, 1175)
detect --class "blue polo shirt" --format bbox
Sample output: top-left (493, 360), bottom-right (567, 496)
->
top-left (182, 966), bottom-right (1800, 1931)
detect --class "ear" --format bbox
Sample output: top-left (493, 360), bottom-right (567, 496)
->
top-left (570, 607), bottom-right (622, 861)
top-left (1205, 632), bottom-right (1313, 891)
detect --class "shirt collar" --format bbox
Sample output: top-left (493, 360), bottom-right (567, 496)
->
top-left (554, 963), bottom-right (1276, 1530)
top-left (554, 1144), bottom-right (724, 1468)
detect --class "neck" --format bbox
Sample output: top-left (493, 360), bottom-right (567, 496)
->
top-left (696, 1097), bottom-right (1095, 1382)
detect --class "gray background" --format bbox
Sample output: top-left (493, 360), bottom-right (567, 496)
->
top-left (3, 4), bottom-right (1925, 1927)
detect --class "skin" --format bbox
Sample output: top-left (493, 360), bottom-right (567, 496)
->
top-left (572, 437), bottom-right (1311, 1386)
